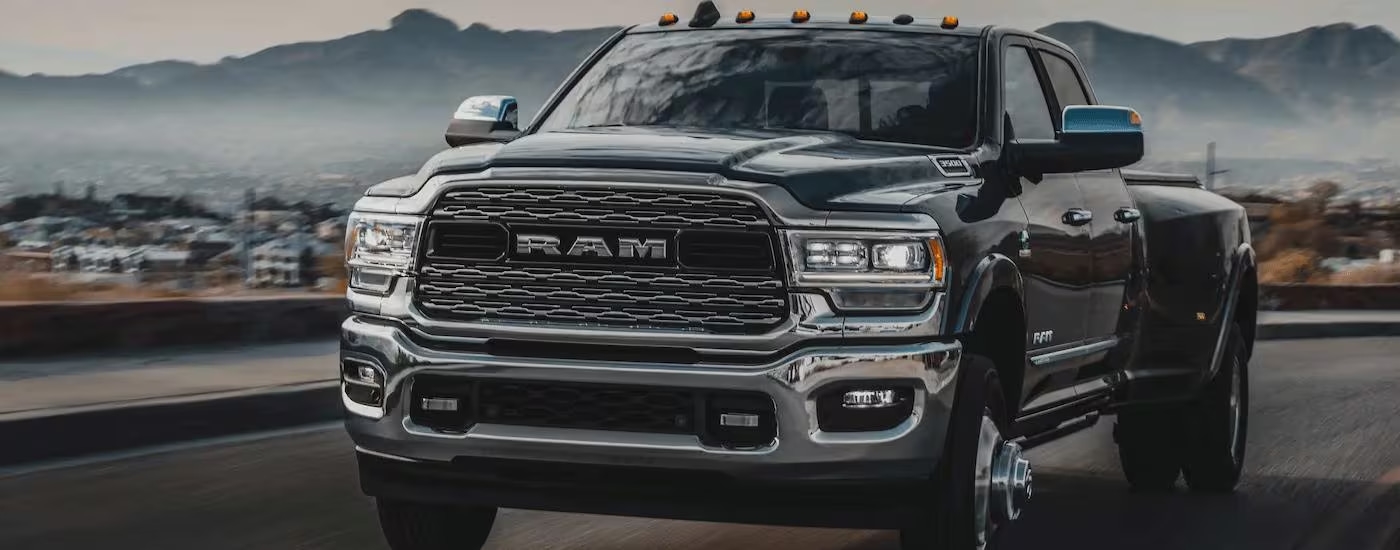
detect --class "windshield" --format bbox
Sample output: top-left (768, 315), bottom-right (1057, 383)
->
top-left (537, 29), bottom-right (981, 149)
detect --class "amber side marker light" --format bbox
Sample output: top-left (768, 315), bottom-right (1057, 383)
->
top-left (792, 9), bottom-right (811, 23)
top-left (659, 12), bottom-right (680, 26)
top-left (850, 11), bottom-right (869, 24)
top-left (736, 10), bottom-right (756, 23)
top-left (1130, 110), bottom-right (1143, 126)
top-left (941, 16), bottom-right (960, 29)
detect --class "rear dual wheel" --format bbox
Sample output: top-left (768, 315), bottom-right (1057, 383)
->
top-left (1114, 324), bottom-right (1249, 493)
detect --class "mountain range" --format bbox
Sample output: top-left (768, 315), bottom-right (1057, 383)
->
top-left (1, 9), bottom-right (1398, 204)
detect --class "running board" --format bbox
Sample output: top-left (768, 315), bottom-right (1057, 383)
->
top-left (1017, 412), bottom-right (1101, 450)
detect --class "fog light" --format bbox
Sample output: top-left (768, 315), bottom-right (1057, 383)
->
top-left (342, 358), bottom-right (385, 408)
top-left (410, 375), bottom-right (475, 433)
top-left (719, 412), bottom-right (760, 427)
top-left (357, 365), bottom-right (380, 386)
top-left (817, 385), bottom-right (915, 432)
top-left (420, 397), bottom-right (459, 412)
top-left (843, 389), bottom-right (900, 409)
top-left (703, 394), bottom-right (777, 449)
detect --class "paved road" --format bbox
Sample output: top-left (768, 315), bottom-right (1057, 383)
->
top-left (3, 338), bottom-right (1399, 550)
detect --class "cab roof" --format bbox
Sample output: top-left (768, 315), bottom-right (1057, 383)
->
top-left (628, 12), bottom-right (987, 38)
top-left (626, 8), bottom-right (1080, 61)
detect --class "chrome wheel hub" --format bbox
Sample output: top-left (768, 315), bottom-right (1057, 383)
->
top-left (991, 440), bottom-right (1033, 522)
top-left (973, 411), bottom-right (1034, 548)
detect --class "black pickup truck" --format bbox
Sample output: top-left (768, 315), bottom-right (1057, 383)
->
top-left (341, 5), bottom-right (1257, 549)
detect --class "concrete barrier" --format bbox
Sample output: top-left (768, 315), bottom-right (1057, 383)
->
top-left (1262, 283), bottom-right (1400, 310)
top-left (0, 296), bottom-right (346, 359)
top-left (0, 286), bottom-right (1394, 358)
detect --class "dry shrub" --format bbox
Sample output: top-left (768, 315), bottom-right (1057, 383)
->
top-left (1256, 180), bottom-right (1343, 263)
top-left (1327, 264), bottom-right (1400, 285)
top-left (1258, 248), bottom-right (1323, 284)
top-left (1257, 203), bottom-right (1341, 261)
top-left (0, 274), bottom-right (84, 301)
top-left (0, 273), bottom-right (189, 302)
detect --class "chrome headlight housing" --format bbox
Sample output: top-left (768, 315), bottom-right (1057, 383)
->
top-left (345, 212), bottom-right (424, 293)
top-left (782, 230), bottom-right (946, 311)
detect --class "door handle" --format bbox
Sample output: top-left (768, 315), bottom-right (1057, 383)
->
top-left (1061, 208), bottom-right (1093, 226)
top-left (1114, 208), bottom-right (1142, 224)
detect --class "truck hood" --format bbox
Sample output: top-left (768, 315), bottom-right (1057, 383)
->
top-left (412, 127), bottom-right (975, 211)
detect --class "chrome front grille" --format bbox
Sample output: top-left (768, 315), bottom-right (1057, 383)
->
top-left (415, 185), bottom-right (790, 334)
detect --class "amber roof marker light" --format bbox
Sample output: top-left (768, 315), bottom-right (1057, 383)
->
top-left (849, 11), bottom-right (869, 24)
top-left (941, 16), bottom-right (960, 29)
top-left (736, 10), bottom-right (756, 23)
top-left (659, 12), bottom-right (680, 26)
top-left (792, 9), bottom-right (811, 23)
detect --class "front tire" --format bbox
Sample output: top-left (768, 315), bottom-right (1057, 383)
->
top-left (376, 499), bottom-right (498, 550)
top-left (1181, 326), bottom-right (1249, 492)
top-left (901, 354), bottom-right (1027, 550)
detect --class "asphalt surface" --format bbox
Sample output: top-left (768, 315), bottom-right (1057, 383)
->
top-left (3, 338), bottom-right (1400, 550)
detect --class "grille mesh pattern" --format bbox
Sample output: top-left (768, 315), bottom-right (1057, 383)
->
top-left (416, 185), bottom-right (789, 334)
top-left (435, 187), bottom-right (768, 229)
top-left (478, 381), bottom-right (695, 434)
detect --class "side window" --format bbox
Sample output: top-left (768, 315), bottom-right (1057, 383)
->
top-left (1003, 46), bottom-right (1054, 140)
top-left (1040, 51), bottom-right (1091, 110)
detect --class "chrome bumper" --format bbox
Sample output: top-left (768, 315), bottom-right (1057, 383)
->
top-left (342, 316), bottom-right (963, 479)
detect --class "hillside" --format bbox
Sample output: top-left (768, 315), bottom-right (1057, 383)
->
top-left (1038, 21), bottom-right (1299, 124)
top-left (1, 10), bottom-right (1399, 206)
top-left (1191, 23), bottom-right (1400, 112)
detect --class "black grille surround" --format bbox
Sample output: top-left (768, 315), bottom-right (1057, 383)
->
top-left (414, 185), bottom-right (791, 334)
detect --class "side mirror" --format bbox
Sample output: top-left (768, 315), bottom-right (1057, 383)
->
top-left (1011, 105), bottom-right (1144, 175)
top-left (445, 95), bottom-right (521, 147)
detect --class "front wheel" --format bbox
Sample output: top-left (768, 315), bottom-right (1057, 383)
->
top-left (1181, 326), bottom-right (1249, 492)
top-left (376, 499), bottom-right (498, 550)
top-left (901, 354), bottom-right (1031, 550)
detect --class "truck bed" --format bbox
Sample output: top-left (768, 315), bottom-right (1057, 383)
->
top-left (1121, 169), bottom-right (1203, 188)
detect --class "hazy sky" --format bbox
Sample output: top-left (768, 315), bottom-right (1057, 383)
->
top-left (2, 0), bottom-right (1398, 75)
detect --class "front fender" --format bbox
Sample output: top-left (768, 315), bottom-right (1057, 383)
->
top-left (949, 253), bottom-right (1024, 336)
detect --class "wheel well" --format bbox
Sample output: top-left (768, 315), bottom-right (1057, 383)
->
top-left (963, 288), bottom-right (1026, 414)
top-left (1235, 267), bottom-right (1258, 359)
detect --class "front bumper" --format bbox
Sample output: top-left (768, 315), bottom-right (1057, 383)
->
top-left (344, 315), bottom-right (962, 473)
top-left (342, 315), bottom-right (962, 520)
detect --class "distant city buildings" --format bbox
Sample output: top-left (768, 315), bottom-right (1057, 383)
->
top-left (248, 236), bottom-right (337, 287)
top-left (0, 189), bottom-right (349, 291)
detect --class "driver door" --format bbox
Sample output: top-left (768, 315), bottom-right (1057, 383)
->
top-left (1002, 37), bottom-right (1094, 413)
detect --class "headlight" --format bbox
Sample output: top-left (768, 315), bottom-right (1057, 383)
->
top-left (345, 212), bottom-right (424, 292)
top-left (783, 230), bottom-right (946, 312)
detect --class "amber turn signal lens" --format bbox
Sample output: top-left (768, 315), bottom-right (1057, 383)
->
top-left (659, 13), bottom-right (679, 26)
top-left (1129, 111), bottom-right (1143, 126)
top-left (930, 239), bottom-right (946, 284)
top-left (792, 10), bottom-right (811, 23)
top-left (736, 10), bottom-right (756, 23)
top-left (850, 11), bottom-right (869, 24)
